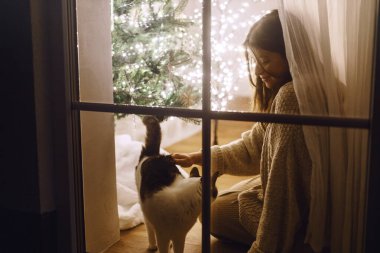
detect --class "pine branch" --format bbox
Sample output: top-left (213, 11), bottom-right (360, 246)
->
top-left (112, 0), bottom-right (201, 123)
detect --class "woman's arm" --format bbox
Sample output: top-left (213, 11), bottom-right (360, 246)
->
top-left (172, 152), bottom-right (202, 167)
top-left (173, 122), bottom-right (265, 176)
top-left (211, 123), bottom-right (263, 176)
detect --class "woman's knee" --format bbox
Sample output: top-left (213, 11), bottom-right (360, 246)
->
top-left (198, 197), bottom-right (224, 226)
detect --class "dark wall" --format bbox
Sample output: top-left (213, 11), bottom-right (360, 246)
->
top-left (0, 1), bottom-right (57, 252)
top-left (1, 0), bottom-right (40, 212)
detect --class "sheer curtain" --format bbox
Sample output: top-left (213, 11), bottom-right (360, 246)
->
top-left (278, 1), bottom-right (377, 252)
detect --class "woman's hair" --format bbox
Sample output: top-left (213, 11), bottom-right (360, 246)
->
top-left (244, 9), bottom-right (291, 112)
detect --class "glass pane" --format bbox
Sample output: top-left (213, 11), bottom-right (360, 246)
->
top-left (80, 111), bottom-right (255, 252)
top-left (77, 0), bottom-right (114, 104)
top-left (210, 0), bottom-right (278, 112)
top-left (83, 110), bottom-right (370, 253)
top-left (111, 0), bottom-right (203, 109)
top-left (110, 114), bottom-right (204, 252)
top-left (276, 1), bottom-right (375, 120)
top-left (77, 0), bottom-right (203, 109)
top-left (206, 123), bottom-right (368, 252)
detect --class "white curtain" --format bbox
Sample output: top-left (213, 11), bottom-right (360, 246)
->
top-left (278, 1), bottom-right (377, 252)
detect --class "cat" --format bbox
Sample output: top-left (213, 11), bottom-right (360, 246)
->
top-left (135, 115), bottom-right (219, 253)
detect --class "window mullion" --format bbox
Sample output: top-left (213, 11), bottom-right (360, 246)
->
top-left (365, 2), bottom-right (380, 251)
top-left (202, 0), bottom-right (212, 252)
top-left (71, 102), bottom-right (370, 129)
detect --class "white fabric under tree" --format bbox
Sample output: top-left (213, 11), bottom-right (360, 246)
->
top-left (278, 1), bottom-right (377, 252)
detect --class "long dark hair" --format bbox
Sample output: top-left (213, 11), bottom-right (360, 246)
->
top-left (244, 10), bottom-right (291, 112)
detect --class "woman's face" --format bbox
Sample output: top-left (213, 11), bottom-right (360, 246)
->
top-left (247, 47), bottom-right (290, 90)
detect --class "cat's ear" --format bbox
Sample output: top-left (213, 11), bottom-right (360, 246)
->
top-left (211, 171), bottom-right (220, 185)
top-left (211, 171), bottom-right (220, 198)
top-left (189, 167), bottom-right (200, 177)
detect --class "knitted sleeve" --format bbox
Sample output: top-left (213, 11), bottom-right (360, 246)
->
top-left (210, 122), bottom-right (265, 176)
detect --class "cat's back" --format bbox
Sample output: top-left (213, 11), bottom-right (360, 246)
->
top-left (144, 176), bottom-right (201, 206)
top-left (141, 175), bottom-right (202, 231)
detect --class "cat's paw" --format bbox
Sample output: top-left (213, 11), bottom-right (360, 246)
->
top-left (147, 245), bottom-right (158, 251)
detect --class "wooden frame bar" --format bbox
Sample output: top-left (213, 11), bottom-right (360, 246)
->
top-left (202, 0), bottom-right (212, 252)
top-left (72, 102), bottom-right (369, 129)
top-left (364, 0), bottom-right (380, 251)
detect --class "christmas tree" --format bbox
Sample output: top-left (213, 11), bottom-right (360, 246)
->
top-left (112, 0), bottom-right (202, 119)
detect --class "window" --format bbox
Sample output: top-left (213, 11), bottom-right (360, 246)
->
top-left (59, 0), bottom-right (380, 252)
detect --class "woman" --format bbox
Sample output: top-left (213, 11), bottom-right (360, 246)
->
top-left (173, 10), bottom-right (313, 253)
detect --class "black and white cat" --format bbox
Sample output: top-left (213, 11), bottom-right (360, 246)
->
top-left (135, 115), bottom-right (218, 253)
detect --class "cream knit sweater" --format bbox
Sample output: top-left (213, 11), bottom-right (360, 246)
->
top-left (211, 82), bottom-right (312, 253)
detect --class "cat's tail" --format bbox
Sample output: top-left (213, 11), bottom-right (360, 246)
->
top-left (142, 115), bottom-right (162, 156)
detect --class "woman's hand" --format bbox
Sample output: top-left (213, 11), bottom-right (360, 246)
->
top-left (172, 152), bottom-right (202, 167)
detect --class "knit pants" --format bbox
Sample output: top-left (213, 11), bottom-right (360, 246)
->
top-left (209, 176), bottom-right (317, 253)
top-left (210, 176), bottom-right (261, 246)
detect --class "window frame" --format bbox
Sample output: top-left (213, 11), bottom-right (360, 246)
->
top-left (59, 0), bottom-right (380, 252)
top-left (364, 0), bottom-right (380, 250)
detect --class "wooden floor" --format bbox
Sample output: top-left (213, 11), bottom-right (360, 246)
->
top-left (105, 115), bottom-right (254, 253)
top-left (107, 222), bottom-right (251, 253)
